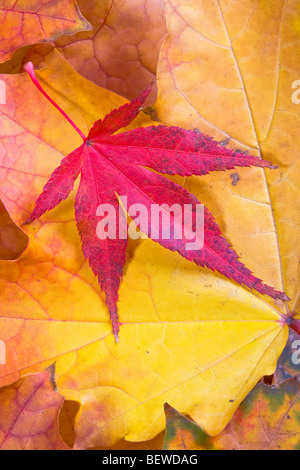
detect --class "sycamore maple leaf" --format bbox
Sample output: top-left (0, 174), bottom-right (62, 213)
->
top-left (23, 62), bottom-right (289, 341)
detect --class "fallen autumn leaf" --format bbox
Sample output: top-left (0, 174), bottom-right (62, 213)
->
top-left (163, 376), bottom-right (300, 450)
top-left (0, 366), bottom-right (70, 450)
top-left (0, 0), bottom-right (92, 63)
top-left (22, 59), bottom-right (289, 341)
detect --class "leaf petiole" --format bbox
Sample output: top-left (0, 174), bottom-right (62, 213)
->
top-left (23, 62), bottom-right (87, 142)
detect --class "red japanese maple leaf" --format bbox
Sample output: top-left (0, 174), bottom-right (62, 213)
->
top-left (23, 62), bottom-right (289, 341)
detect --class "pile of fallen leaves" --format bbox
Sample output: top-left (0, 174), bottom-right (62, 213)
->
top-left (0, 0), bottom-right (299, 451)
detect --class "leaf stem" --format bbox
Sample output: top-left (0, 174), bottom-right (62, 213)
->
top-left (24, 62), bottom-right (86, 142)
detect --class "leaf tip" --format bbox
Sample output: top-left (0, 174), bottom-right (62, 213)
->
top-left (219, 138), bottom-right (230, 147)
top-left (164, 402), bottom-right (172, 413)
top-left (279, 292), bottom-right (291, 302)
top-left (112, 320), bottom-right (120, 343)
top-left (21, 216), bottom-right (33, 227)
